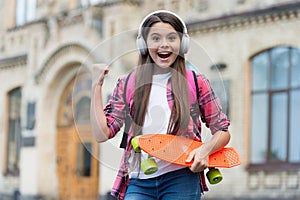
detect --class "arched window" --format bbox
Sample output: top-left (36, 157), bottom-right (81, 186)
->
top-left (6, 87), bottom-right (22, 175)
top-left (250, 46), bottom-right (300, 170)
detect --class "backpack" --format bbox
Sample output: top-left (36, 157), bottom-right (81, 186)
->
top-left (120, 70), bottom-right (200, 148)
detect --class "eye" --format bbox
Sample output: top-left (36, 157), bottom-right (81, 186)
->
top-left (168, 35), bottom-right (178, 41)
top-left (151, 35), bottom-right (160, 41)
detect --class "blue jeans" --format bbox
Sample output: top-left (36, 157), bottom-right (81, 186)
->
top-left (125, 168), bottom-right (201, 200)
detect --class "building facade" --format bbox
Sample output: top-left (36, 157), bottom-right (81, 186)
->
top-left (0, 0), bottom-right (300, 199)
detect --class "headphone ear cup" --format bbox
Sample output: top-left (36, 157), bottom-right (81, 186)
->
top-left (180, 33), bottom-right (190, 54)
top-left (136, 35), bottom-right (147, 55)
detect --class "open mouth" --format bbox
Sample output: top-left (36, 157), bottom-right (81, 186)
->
top-left (157, 52), bottom-right (172, 59)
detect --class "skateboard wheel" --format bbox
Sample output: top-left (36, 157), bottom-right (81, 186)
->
top-left (131, 137), bottom-right (141, 153)
top-left (206, 168), bottom-right (223, 184)
top-left (141, 158), bottom-right (158, 175)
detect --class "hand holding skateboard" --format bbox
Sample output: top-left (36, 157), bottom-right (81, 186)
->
top-left (131, 134), bottom-right (241, 184)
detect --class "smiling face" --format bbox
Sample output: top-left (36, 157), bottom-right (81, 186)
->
top-left (146, 22), bottom-right (181, 71)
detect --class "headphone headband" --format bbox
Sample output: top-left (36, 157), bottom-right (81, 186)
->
top-left (137, 10), bottom-right (188, 36)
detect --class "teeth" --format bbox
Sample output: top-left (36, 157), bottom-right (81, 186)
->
top-left (158, 52), bottom-right (171, 59)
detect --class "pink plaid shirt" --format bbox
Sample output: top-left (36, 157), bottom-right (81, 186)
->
top-left (103, 71), bottom-right (230, 200)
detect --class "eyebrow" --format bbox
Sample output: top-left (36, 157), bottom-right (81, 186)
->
top-left (149, 32), bottom-right (178, 37)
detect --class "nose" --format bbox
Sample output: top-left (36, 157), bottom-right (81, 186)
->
top-left (160, 38), bottom-right (169, 48)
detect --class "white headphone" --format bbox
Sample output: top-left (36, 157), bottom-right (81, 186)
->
top-left (136, 10), bottom-right (190, 55)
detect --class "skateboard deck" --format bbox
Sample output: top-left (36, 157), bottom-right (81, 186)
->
top-left (132, 134), bottom-right (241, 168)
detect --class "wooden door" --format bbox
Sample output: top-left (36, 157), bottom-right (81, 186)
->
top-left (56, 125), bottom-right (99, 200)
top-left (56, 74), bottom-right (99, 200)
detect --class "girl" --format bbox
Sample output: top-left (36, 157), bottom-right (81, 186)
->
top-left (91, 10), bottom-right (230, 200)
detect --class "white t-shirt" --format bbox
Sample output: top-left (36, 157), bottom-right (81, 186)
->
top-left (129, 72), bottom-right (185, 179)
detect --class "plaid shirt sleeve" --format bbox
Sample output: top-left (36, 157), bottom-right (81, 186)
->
top-left (103, 75), bottom-right (131, 200)
top-left (103, 75), bottom-right (127, 139)
top-left (196, 73), bottom-right (230, 133)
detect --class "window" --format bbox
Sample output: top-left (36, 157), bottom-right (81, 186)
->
top-left (73, 73), bottom-right (92, 125)
top-left (77, 142), bottom-right (92, 177)
top-left (75, 96), bottom-right (91, 125)
top-left (26, 102), bottom-right (35, 130)
top-left (6, 87), bottom-right (22, 175)
top-left (15, 0), bottom-right (36, 26)
top-left (249, 46), bottom-right (300, 170)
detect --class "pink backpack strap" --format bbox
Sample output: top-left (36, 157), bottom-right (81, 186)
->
top-left (125, 72), bottom-right (135, 105)
top-left (186, 70), bottom-right (201, 139)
